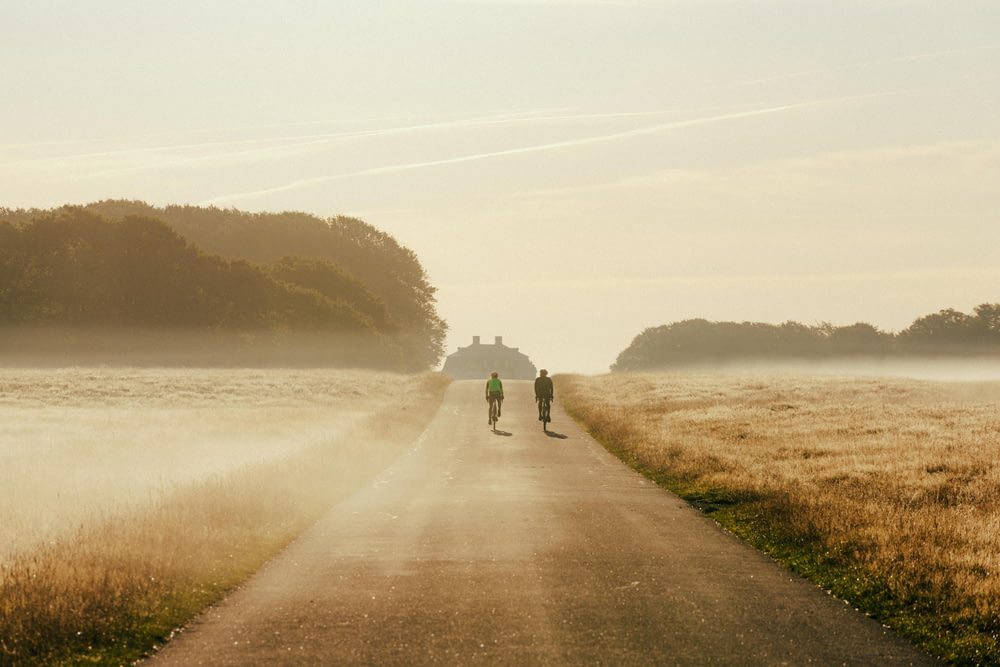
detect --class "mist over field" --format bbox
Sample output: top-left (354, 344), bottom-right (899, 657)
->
top-left (0, 367), bottom-right (424, 561)
top-left (659, 357), bottom-right (1000, 383)
top-left (0, 365), bottom-right (450, 665)
top-left (0, 327), bottom-right (402, 370)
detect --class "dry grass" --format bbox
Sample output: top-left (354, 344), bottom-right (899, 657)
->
top-left (559, 372), bottom-right (1000, 666)
top-left (0, 368), bottom-right (450, 666)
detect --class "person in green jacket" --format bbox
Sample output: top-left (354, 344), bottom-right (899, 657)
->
top-left (485, 371), bottom-right (504, 423)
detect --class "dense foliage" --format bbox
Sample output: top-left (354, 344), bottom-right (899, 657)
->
top-left (81, 200), bottom-right (445, 367)
top-left (0, 202), bottom-right (447, 369)
top-left (612, 306), bottom-right (1000, 371)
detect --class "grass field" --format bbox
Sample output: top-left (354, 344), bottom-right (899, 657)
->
top-left (0, 367), bottom-right (451, 666)
top-left (559, 371), bottom-right (1000, 666)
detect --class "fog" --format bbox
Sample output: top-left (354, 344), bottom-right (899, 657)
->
top-left (652, 357), bottom-right (1000, 383)
top-left (0, 367), bottom-right (410, 561)
top-left (5, 356), bottom-right (996, 561)
top-left (0, 327), bottom-right (401, 370)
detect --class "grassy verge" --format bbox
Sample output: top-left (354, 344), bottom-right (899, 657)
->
top-left (559, 372), bottom-right (1000, 666)
top-left (0, 371), bottom-right (451, 667)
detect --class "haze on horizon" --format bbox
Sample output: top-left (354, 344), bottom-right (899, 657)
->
top-left (3, 1), bottom-right (998, 374)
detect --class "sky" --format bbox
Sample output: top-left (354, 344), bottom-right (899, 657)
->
top-left (2, 0), bottom-right (998, 374)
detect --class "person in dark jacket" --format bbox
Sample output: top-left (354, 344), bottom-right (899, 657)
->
top-left (534, 369), bottom-right (553, 423)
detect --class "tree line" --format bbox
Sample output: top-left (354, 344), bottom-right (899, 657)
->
top-left (611, 305), bottom-right (1000, 372)
top-left (0, 202), bottom-right (447, 369)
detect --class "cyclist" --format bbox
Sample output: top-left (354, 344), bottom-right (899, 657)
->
top-left (534, 369), bottom-right (553, 424)
top-left (485, 371), bottom-right (504, 424)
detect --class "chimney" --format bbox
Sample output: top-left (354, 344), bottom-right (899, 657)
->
top-left (495, 336), bottom-right (503, 346)
top-left (472, 336), bottom-right (481, 345)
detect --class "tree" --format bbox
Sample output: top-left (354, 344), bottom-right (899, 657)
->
top-left (899, 308), bottom-right (978, 348)
top-left (0, 221), bottom-right (27, 323)
top-left (81, 201), bottom-right (447, 367)
top-left (827, 323), bottom-right (893, 355)
top-left (266, 256), bottom-right (395, 333)
top-left (0, 209), bottom-right (378, 334)
top-left (0, 201), bottom-right (448, 369)
top-left (972, 304), bottom-right (1000, 340)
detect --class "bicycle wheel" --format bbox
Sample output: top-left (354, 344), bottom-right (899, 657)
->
top-left (489, 397), bottom-right (499, 429)
top-left (539, 397), bottom-right (551, 430)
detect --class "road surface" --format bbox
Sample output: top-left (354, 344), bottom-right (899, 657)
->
top-left (144, 380), bottom-right (938, 666)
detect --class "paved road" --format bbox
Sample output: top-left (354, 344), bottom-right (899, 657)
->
top-left (144, 380), bottom-right (938, 666)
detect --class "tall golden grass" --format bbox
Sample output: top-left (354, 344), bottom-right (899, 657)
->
top-left (559, 372), bottom-right (1000, 666)
top-left (0, 368), bottom-right (450, 666)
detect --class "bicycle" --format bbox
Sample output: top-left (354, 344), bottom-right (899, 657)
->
top-left (487, 394), bottom-right (502, 431)
top-left (537, 396), bottom-right (551, 432)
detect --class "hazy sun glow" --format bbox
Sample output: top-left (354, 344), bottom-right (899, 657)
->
top-left (3, 1), bottom-right (998, 373)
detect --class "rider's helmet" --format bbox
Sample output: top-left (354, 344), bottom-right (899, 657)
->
top-left (539, 369), bottom-right (548, 376)
top-left (490, 371), bottom-right (498, 378)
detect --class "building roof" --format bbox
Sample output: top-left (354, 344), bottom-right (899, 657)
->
top-left (442, 336), bottom-right (537, 380)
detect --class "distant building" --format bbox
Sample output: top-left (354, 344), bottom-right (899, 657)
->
top-left (442, 336), bottom-right (537, 380)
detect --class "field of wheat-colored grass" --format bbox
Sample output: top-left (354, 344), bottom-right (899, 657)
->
top-left (0, 367), bottom-right (450, 666)
top-left (559, 372), bottom-right (1000, 666)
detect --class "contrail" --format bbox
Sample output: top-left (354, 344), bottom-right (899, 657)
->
top-left (4, 108), bottom-right (683, 176)
top-left (3, 113), bottom-right (520, 169)
top-left (199, 97), bottom-right (856, 206)
top-left (89, 108), bottom-right (687, 177)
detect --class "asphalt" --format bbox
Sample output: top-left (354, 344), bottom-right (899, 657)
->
top-left (142, 380), bottom-right (939, 666)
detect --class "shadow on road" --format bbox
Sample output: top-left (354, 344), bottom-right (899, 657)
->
top-left (544, 430), bottom-right (568, 439)
top-left (492, 429), bottom-right (513, 437)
